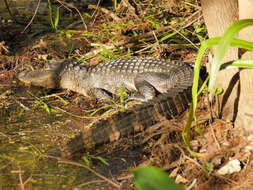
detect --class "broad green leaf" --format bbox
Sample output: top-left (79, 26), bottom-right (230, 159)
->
top-left (133, 166), bottom-right (184, 190)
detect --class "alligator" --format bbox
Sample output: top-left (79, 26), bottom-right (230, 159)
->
top-left (18, 57), bottom-right (194, 157)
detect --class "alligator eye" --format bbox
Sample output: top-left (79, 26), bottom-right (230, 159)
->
top-left (18, 70), bottom-right (28, 78)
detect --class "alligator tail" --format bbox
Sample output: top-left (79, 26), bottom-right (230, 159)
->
top-left (61, 85), bottom-right (192, 158)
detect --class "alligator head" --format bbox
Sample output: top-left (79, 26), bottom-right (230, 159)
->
top-left (18, 70), bottom-right (58, 89)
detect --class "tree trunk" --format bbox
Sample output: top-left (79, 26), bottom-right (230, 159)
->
top-left (236, 0), bottom-right (253, 131)
top-left (200, 0), bottom-right (253, 131)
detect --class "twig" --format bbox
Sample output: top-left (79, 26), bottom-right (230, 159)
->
top-left (56, 0), bottom-right (87, 31)
top-left (58, 160), bottom-right (121, 189)
top-left (51, 105), bottom-right (95, 119)
top-left (0, 89), bottom-right (12, 99)
top-left (121, 0), bottom-right (141, 21)
top-left (3, 0), bottom-right (24, 25)
top-left (182, 148), bottom-right (236, 185)
top-left (175, 144), bottom-right (206, 171)
top-left (184, 1), bottom-right (201, 9)
top-left (184, 155), bottom-right (205, 170)
top-left (88, 5), bottom-right (121, 22)
top-left (117, 174), bottom-right (133, 181)
top-left (152, 30), bottom-right (162, 55)
top-left (55, 0), bottom-right (72, 12)
top-left (39, 91), bottom-right (68, 99)
top-left (13, 98), bottom-right (30, 111)
top-left (26, 90), bottom-right (95, 119)
top-left (43, 154), bottom-right (121, 188)
top-left (83, 43), bottom-right (122, 58)
top-left (186, 178), bottom-right (197, 190)
top-left (0, 132), bottom-right (8, 137)
top-left (18, 167), bottom-right (25, 190)
top-left (18, 167), bottom-right (32, 190)
top-left (207, 92), bottom-right (214, 122)
top-left (210, 123), bottom-right (221, 150)
top-left (168, 26), bottom-right (199, 50)
top-left (22, 0), bottom-right (41, 33)
top-left (90, 0), bottom-right (101, 25)
top-left (78, 179), bottom-right (105, 187)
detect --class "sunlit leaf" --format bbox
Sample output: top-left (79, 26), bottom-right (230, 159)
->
top-left (133, 166), bottom-right (184, 190)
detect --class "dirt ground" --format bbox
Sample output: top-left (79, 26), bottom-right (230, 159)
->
top-left (1, 0), bottom-right (253, 189)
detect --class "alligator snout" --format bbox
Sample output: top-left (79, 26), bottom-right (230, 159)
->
top-left (18, 70), bottom-right (58, 89)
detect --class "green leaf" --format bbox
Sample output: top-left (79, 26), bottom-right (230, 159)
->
top-left (159, 32), bottom-right (177, 42)
top-left (215, 88), bottom-right (223, 95)
top-left (230, 38), bottom-right (253, 51)
top-left (119, 87), bottom-right (125, 112)
top-left (126, 48), bottom-right (131, 56)
top-left (203, 162), bottom-right (214, 178)
top-left (103, 23), bottom-right (110, 35)
top-left (43, 104), bottom-right (51, 113)
top-left (48, 0), bottom-right (53, 28)
top-left (114, 0), bottom-right (117, 9)
top-left (82, 156), bottom-right (90, 167)
top-left (133, 30), bottom-right (138, 37)
top-left (65, 31), bottom-right (72, 39)
top-left (196, 27), bottom-right (204, 33)
top-left (92, 156), bottom-right (109, 166)
top-left (133, 166), bottom-right (184, 190)
top-left (54, 7), bottom-right (60, 30)
top-left (182, 104), bottom-right (205, 157)
top-left (221, 59), bottom-right (253, 69)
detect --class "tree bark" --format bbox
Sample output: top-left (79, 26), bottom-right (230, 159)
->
top-left (200, 0), bottom-right (253, 131)
top-left (236, 0), bottom-right (253, 131)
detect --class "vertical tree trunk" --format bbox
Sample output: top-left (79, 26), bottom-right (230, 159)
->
top-left (236, 0), bottom-right (253, 130)
top-left (200, 0), bottom-right (253, 131)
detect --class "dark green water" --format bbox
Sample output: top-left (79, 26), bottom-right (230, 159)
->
top-left (0, 83), bottom-right (119, 189)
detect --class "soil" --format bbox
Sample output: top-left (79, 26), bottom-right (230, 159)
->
top-left (1, 0), bottom-right (253, 189)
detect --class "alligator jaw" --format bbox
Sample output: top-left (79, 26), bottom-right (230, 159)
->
top-left (18, 70), bottom-right (58, 89)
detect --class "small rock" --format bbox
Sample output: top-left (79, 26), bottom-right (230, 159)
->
top-left (217, 159), bottom-right (241, 175)
top-left (245, 135), bottom-right (253, 152)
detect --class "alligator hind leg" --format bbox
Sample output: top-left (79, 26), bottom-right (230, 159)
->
top-left (127, 72), bottom-right (173, 102)
top-left (127, 76), bottom-right (157, 102)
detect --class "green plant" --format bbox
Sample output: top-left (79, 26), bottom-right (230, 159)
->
top-left (203, 162), bottom-right (214, 178)
top-left (82, 153), bottom-right (109, 167)
top-left (133, 166), bottom-right (183, 190)
top-left (48, 0), bottom-right (60, 31)
top-left (34, 97), bottom-right (59, 114)
top-left (120, 87), bottom-right (127, 112)
top-left (183, 19), bottom-right (253, 156)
